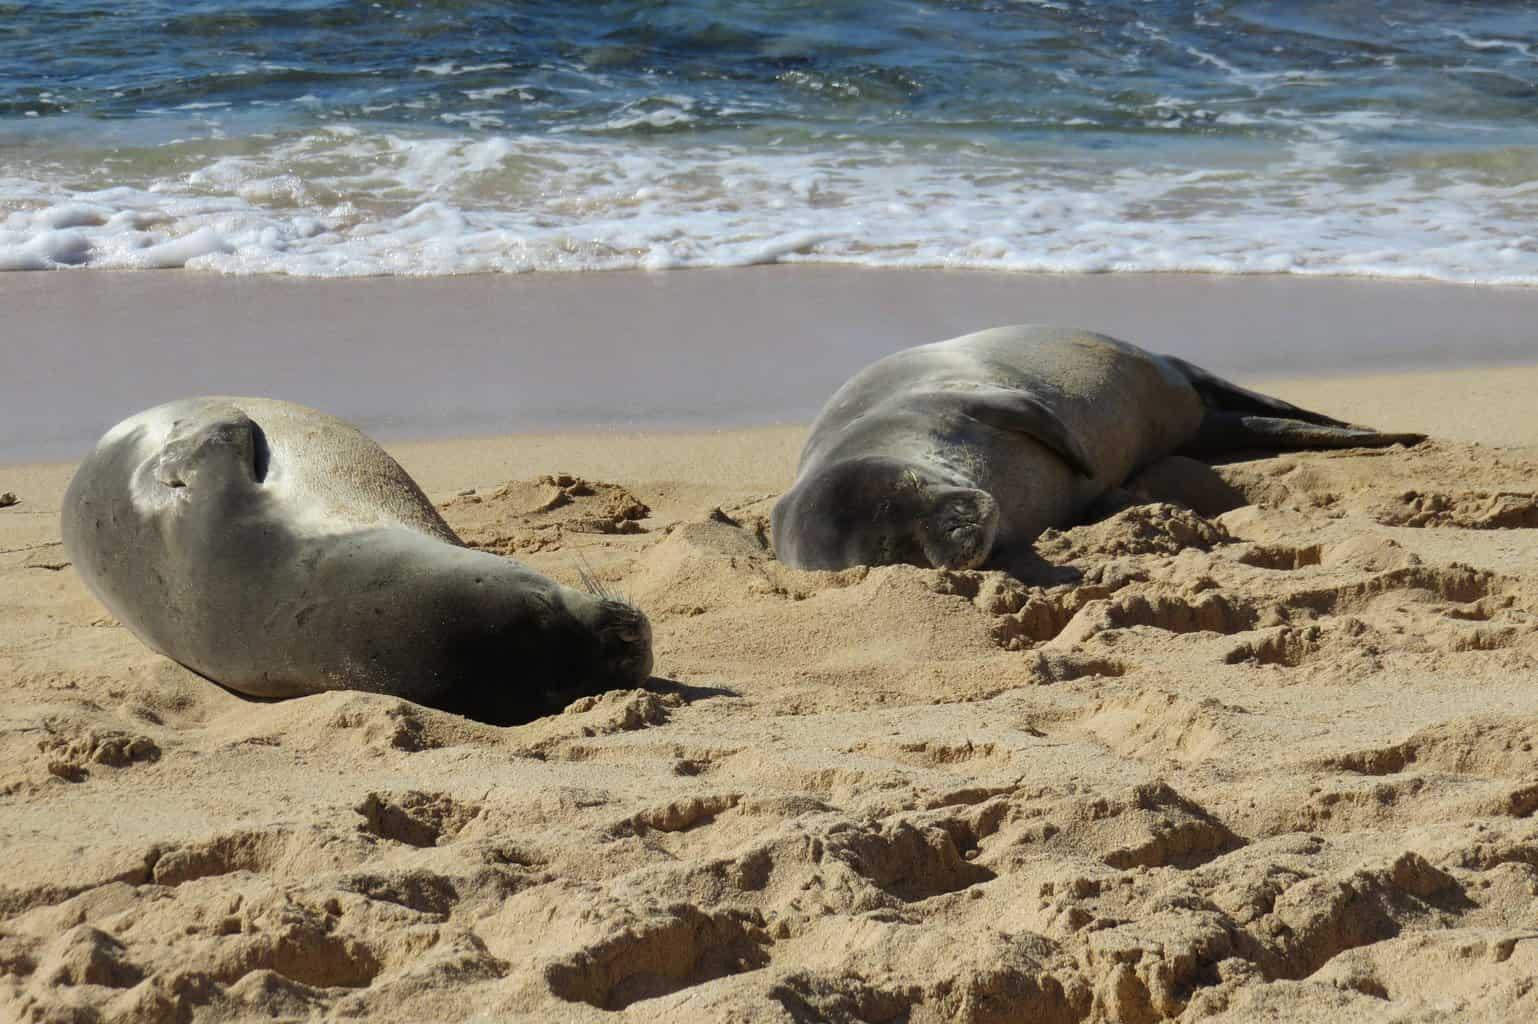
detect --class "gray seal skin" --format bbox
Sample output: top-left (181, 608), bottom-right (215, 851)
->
top-left (62, 397), bottom-right (652, 725)
top-left (772, 325), bottom-right (1424, 571)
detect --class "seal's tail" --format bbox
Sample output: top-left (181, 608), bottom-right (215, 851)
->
top-left (1185, 413), bottom-right (1427, 454)
top-left (1167, 356), bottom-right (1427, 454)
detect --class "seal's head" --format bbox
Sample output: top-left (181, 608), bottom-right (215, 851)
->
top-left (425, 572), bottom-right (655, 725)
top-left (771, 456), bottom-right (999, 571)
top-left (230, 533), bottom-right (660, 727)
top-left (561, 571), bottom-right (656, 698)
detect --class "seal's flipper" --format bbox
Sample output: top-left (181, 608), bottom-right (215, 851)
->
top-left (1186, 412), bottom-right (1426, 454)
top-left (948, 386), bottom-right (1097, 478)
top-left (153, 405), bottom-right (264, 493)
top-left (1166, 356), bottom-right (1350, 427)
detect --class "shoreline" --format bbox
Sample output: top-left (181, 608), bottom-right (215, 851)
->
top-left (4, 265), bottom-right (1538, 463)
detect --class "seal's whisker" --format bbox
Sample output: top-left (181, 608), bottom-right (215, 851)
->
top-left (574, 550), bottom-right (612, 600)
top-left (573, 550), bottom-right (639, 610)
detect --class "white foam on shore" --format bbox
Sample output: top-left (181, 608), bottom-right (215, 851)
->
top-left (3, 128), bottom-right (1537, 284)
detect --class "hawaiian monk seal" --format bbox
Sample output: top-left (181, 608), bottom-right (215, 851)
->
top-left (772, 325), bottom-right (1423, 571)
top-left (62, 398), bottom-right (652, 725)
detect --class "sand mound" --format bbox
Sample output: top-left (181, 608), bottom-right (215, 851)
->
top-left (441, 474), bottom-right (651, 554)
top-left (5, 434), bottom-right (1538, 1022)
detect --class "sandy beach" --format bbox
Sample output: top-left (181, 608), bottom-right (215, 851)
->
top-left (4, 270), bottom-right (1538, 1022)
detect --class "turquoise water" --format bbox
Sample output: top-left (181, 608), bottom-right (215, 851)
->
top-left (3, 1), bottom-right (1538, 280)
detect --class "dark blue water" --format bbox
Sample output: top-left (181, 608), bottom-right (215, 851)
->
top-left (3, 1), bottom-right (1537, 279)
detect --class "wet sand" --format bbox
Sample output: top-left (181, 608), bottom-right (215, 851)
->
top-left (6, 266), bottom-right (1538, 461)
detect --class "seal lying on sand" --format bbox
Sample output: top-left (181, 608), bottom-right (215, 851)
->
top-left (773, 325), bottom-right (1423, 571)
top-left (62, 398), bottom-right (652, 725)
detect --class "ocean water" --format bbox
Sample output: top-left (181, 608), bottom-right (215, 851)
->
top-left (3, 0), bottom-right (1537, 282)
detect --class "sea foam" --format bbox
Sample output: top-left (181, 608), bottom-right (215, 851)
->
top-left (2, 127), bottom-right (1536, 284)
top-left (4, 0), bottom-right (1536, 284)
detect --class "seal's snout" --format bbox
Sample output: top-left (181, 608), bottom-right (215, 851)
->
top-left (618, 643), bottom-right (655, 683)
top-left (613, 620), bottom-right (648, 645)
top-left (918, 486), bottom-right (999, 570)
top-left (597, 598), bottom-right (655, 683)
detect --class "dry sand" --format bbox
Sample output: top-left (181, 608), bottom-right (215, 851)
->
top-left (4, 274), bottom-right (1538, 1022)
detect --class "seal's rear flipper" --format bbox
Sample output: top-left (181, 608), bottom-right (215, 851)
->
top-left (1185, 412), bottom-right (1426, 455)
top-left (1167, 356), bottom-right (1351, 427)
